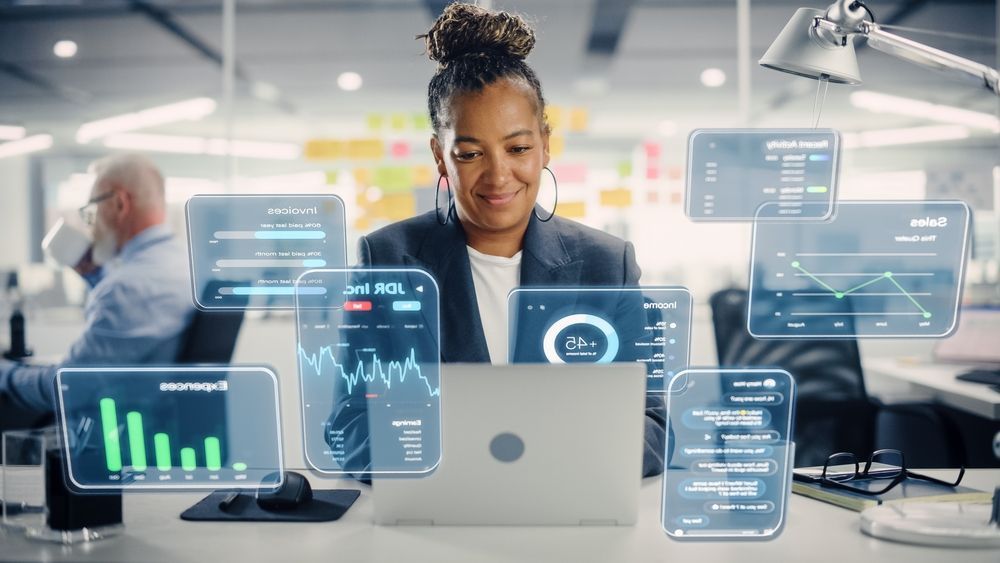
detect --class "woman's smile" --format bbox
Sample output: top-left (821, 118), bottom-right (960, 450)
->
top-left (478, 187), bottom-right (524, 207)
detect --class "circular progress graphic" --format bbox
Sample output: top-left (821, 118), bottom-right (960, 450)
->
top-left (542, 314), bottom-right (619, 363)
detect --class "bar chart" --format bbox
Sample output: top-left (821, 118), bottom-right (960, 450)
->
top-left (57, 367), bottom-right (283, 491)
top-left (98, 398), bottom-right (233, 474)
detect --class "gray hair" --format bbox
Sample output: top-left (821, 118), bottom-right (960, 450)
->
top-left (91, 153), bottom-right (165, 212)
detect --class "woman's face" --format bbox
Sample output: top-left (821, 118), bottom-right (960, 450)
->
top-left (431, 79), bottom-right (550, 238)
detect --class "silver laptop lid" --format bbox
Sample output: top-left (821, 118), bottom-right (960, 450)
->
top-left (373, 363), bottom-right (646, 526)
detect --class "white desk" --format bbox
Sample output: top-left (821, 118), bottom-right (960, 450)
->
top-left (864, 358), bottom-right (1000, 420)
top-left (2, 470), bottom-right (998, 562)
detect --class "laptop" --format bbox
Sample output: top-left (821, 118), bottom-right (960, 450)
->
top-left (372, 363), bottom-right (646, 526)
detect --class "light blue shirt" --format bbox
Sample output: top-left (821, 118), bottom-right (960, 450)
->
top-left (0, 224), bottom-right (195, 414)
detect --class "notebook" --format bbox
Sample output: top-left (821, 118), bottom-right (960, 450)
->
top-left (792, 466), bottom-right (991, 512)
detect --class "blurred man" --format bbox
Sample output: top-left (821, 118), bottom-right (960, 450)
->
top-left (0, 154), bottom-right (195, 416)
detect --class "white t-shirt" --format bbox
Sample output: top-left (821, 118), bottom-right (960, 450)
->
top-left (466, 245), bottom-right (522, 365)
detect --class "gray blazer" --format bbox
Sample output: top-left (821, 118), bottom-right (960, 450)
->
top-left (354, 208), bottom-right (666, 477)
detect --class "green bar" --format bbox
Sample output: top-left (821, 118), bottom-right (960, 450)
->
top-left (232, 462), bottom-right (248, 472)
top-left (154, 433), bottom-right (172, 471)
top-left (806, 186), bottom-right (828, 193)
top-left (180, 448), bottom-right (197, 471)
top-left (204, 437), bottom-right (222, 471)
top-left (125, 411), bottom-right (147, 471)
top-left (99, 398), bottom-right (122, 472)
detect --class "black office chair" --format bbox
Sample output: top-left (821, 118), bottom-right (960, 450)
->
top-left (710, 288), bottom-right (876, 466)
top-left (710, 288), bottom-right (969, 468)
top-left (175, 281), bottom-right (247, 364)
top-left (1, 282), bottom-right (245, 441)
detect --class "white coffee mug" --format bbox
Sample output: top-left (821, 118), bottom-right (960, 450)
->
top-left (42, 217), bottom-right (92, 268)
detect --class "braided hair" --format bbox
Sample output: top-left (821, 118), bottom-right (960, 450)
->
top-left (419, 3), bottom-right (549, 134)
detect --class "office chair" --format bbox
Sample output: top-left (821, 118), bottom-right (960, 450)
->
top-left (710, 288), bottom-right (969, 468)
top-left (710, 288), bottom-right (876, 467)
top-left (0, 282), bottom-right (246, 443)
top-left (175, 281), bottom-right (247, 364)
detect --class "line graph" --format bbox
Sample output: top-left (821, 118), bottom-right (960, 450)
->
top-left (789, 261), bottom-right (933, 318)
top-left (293, 268), bottom-right (442, 476)
top-left (297, 343), bottom-right (440, 398)
top-left (748, 201), bottom-right (970, 338)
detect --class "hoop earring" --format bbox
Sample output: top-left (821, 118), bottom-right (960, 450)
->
top-left (534, 166), bottom-right (558, 222)
top-left (435, 174), bottom-right (454, 226)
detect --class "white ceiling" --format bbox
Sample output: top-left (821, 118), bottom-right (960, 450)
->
top-left (0, 0), bottom-right (997, 169)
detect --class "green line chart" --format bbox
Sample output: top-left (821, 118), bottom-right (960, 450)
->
top-left (747, 201), bottom-right (969, 338)
top-left (789, 261), bottom-right (933, 319)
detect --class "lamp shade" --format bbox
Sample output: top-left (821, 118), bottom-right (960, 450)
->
top-left (759, 7), bottom-right (862, 85)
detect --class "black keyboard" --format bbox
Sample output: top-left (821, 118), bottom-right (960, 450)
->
top-left (956, 369), bottom-right (1000, 388)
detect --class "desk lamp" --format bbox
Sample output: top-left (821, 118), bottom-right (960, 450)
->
top-left (760, 0), bottom-right (1000, 95)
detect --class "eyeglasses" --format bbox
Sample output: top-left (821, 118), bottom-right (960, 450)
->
top-left (78, 191), bottom-right (115, 226)
top-left (817, 449), bottom-right (965, 496)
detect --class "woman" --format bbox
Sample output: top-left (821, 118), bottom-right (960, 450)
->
top-left (344, 3), bottom-right (665, 477)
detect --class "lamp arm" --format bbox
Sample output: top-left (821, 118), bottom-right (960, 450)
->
top-left (859, 21), bottom-right (1000, 96)
top-left (811, 17), bottom-right (1000, 95)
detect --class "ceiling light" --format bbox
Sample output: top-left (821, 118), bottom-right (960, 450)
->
top-left (850, 91), bottom-right (1000, 133)
top-left (76, 98), bottom-right (217, 143)
top-left (841, 125), bottom-right (970, 149)
top-left (700, 68), bottom-right (726, 88)
top-left (252, 81), bottom-right (281, 102)
top-left (0, 134), bottom-right (54, 159)
top-left (0, 125), bottom-right (26, 141)
top-left (53, 40), bottom-right (78, 59)
top-left (337, 72), bottom-right (363, 92)
top-left (102, 133), bottom-right (300, 160)
top-left (207, 139), bottom-right (300, 160)
top-left (104, 133), bottom-right (204, 154)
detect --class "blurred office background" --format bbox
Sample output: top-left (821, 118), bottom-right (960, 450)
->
top-left (0, 1), bottom-right (997, 465)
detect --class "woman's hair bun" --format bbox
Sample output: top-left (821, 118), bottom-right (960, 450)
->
top-left (423, 3), bottom-right (535, 67)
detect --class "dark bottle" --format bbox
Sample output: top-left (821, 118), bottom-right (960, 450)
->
top-left (3, 271), bottom-right (32, 360)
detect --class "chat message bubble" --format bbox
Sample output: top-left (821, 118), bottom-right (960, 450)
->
top-left (675, 515), bottom-right (711, 528)
top-left (704, 501), bottom-right (776, 514)
top-left (678, 478), bottom-right (766, 500)
top-left (717, 430), bottom-right (781, 443)
top-left (680, 446), bottom-right (774, 458)
top-left (724, 392), bottom-right (784, 406)
top-left (691, 459), bottom-right (778, 476)
top-left (683, 407), bottom-right (772, 429)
